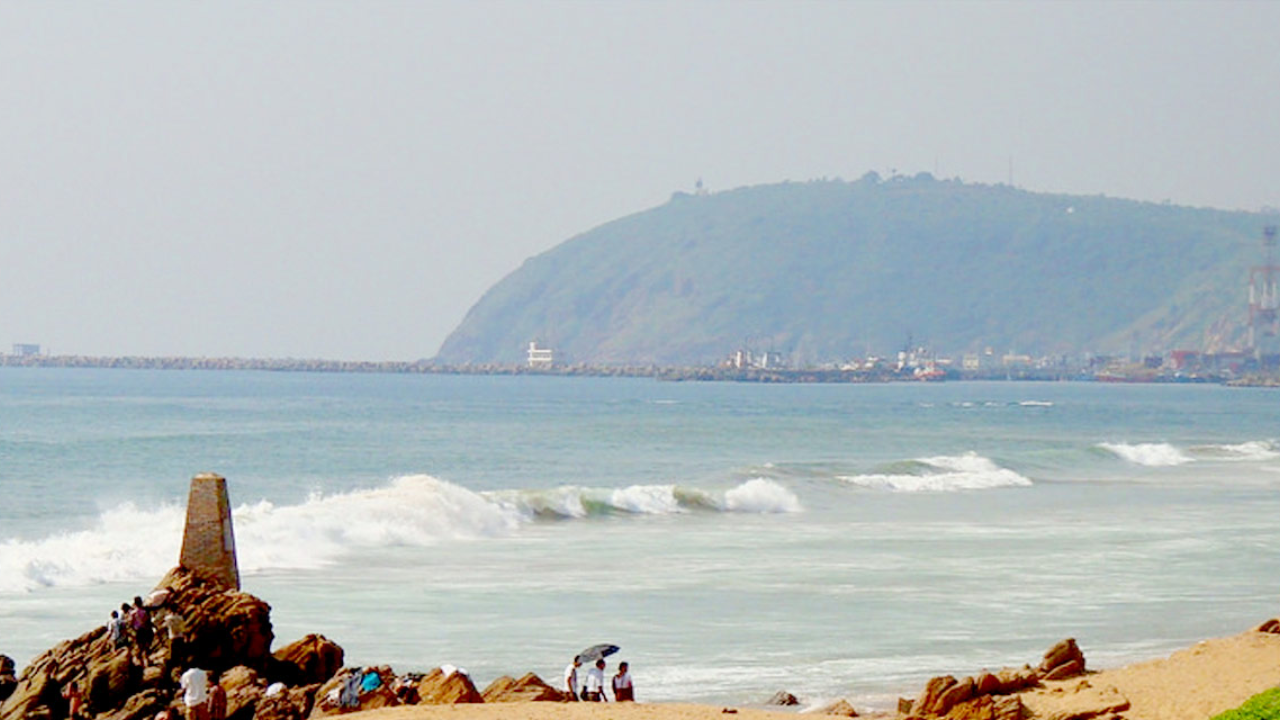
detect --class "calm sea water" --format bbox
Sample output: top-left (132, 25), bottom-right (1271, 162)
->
top-left (2, 368), bottom-right (1278, 712)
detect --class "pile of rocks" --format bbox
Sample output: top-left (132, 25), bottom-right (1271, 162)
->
top-left (901, 638), bottom-right (1087, 720)
top-left (0, 567), bottom-right (327, 720)
top-left (0, 566), bottom-right (582, 720)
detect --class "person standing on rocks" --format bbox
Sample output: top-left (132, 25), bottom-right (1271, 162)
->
top-left (180, 666), bottom-right (210, 720)
top-left (162, 609), bottom-right (188, 669)
top-left (129, 596), bottom-right (153, 666)
top-left (563, 658), bottom-right (582, 701)
top-left (107, 609), bottom-right (128, 652)
top-left (206, 673), bottom-right (227, 720)
top-left (60, 680), bottom-right (85, 720)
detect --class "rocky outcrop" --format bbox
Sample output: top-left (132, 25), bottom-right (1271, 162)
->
top-left (1039, 638), bottom-right (1086, 681)
top-left (481, 672), bottom-right (566, 702)
top-left (415, 667), bottom-right (483, 704)
top-left (309, 667), bottom-right (401, 717)
top-left (154, 567), bottom-right (274, 673)
top-left (766, 691), bottom-right (799, 706)
top-left (0, 567), bottom-right (278, 720)
top-left (815, 698), bottom-right (859, 716)
top-left (905, 639), bottom-right (1090, 719)
top-left (271, 635), bottom-right (344, 687)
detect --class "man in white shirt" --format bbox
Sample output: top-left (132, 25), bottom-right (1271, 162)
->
top-left (179, 667), bottom-right (209, 720)
top-left (584, 659), bottom-right (607, 702)
top-left (563, 658), bottom-right (581, 701)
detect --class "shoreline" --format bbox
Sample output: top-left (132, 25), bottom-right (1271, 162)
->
top-left (335, 625), bottom-right (1280, 720)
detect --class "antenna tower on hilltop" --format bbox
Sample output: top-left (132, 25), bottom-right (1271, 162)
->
top-left (1248, 225), bottom-right (1280, 359)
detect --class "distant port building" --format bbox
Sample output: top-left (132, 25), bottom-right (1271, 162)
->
top-left (527, 341), bottom-right (554, 368)
top-left (11, 343), bottom-right (41, 357)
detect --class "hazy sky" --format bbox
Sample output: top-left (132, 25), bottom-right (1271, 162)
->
top-left (3, 1), bottom-right (1279, 360)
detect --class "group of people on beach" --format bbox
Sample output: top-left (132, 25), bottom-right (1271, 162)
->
top-left (564, 657), bottom-right (633, 702)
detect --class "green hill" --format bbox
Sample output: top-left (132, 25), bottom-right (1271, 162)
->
top-left (436, 174), bottom-right (1270, 366)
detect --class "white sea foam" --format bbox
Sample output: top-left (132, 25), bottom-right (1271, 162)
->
top-left (722, 478), bottom-right (802, 513)
top-left (485, 478), bottom-right (801, 517)
top-left (1098, 442), bottom-right (1192, 467)
top-left (838, 452), bottom-right (1032, 492)
top-left (0, 475), bottom-right (801, 594)
top-left (1192, 440), bottom-right (1280, 462)
top-left (0, 502), bottom-right (186, 594)
top-left (0, 475), bottom-right (522, 594)
top-left (1019, 400), bottom-right (1054, 407)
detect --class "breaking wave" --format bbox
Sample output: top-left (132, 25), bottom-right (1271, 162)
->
top-left (1190, 440), bottom-right (1280, 462)
top-left (1100, 440), bottom-right (1278, 467)
top-left (1097, 442), bottom-right (1192, 467)
top-left (483, 477), bottom-right (800, 518)
top-left (0, 475), bottom-right (799, 594)
top-left (837, 452), bottom-right (1032, 492)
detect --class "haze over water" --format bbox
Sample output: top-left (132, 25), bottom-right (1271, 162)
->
top-left (2, 369), bottom-right (1278, 711)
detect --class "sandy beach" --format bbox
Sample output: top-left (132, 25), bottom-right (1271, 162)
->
top-left (335, 625), bottom-right (1280, 720)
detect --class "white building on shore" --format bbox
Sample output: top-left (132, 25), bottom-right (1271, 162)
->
top-left (527, 341), bottom-right (553, 368)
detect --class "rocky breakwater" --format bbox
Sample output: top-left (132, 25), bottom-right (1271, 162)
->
top-left (900, 638), bottom-right (1088, 720)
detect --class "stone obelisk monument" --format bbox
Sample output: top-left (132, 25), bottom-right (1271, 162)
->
top-left (178, 473), bottom-right (240, 590)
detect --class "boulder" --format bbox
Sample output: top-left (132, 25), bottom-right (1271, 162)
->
top-left (994, 665), bottom-right (1039, 693)
top-left (96, 688), bottom-right (167, 720)
top-left (271, 635), bottom-right (344, 687)
top-left (914, 675), bottom-right (958, 716)
top-left (309, 667), bottom-right (403, 716)
top-left (255, 689), bottom-right (304, 720)
top-left (1039, 638), bottom-right (1085, 679)
top-left (940, 694), bottom-right (1024, 720)
top-left (481, 673), bottom-right (566, 702)
top-left (1041, 659), bottom-right (1085, 682)
top-left (974, 672), bottom-right (1002, 696)
top-left (766, 690), bottom-right (799, 706)
top-left (219, 665), bottom-right (266, 719)
top-left (815, 698), bottom-right (859, 716)
top-left (154, 567), bottom-right (275, 673)
top-left (1257, 618), bottom-right (1280, 634)
top-left (990, 695), bottom-right (1024, 720)
top-left (933, 677), bottom-right (975, 716)
top-left (86, 650), bottom-right (139, 713)
top-left (415, 667), bottom-right (483, 704)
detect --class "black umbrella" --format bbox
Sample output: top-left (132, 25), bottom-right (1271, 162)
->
top-left (574, 643), bottom-right (620, 665)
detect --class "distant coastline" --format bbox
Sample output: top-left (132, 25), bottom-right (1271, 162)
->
top-left (6, 352), bottom-right (1280, 386)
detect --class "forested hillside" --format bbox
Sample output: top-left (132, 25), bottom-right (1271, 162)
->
top-left (436, 174), bottom-right (1267, 365)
